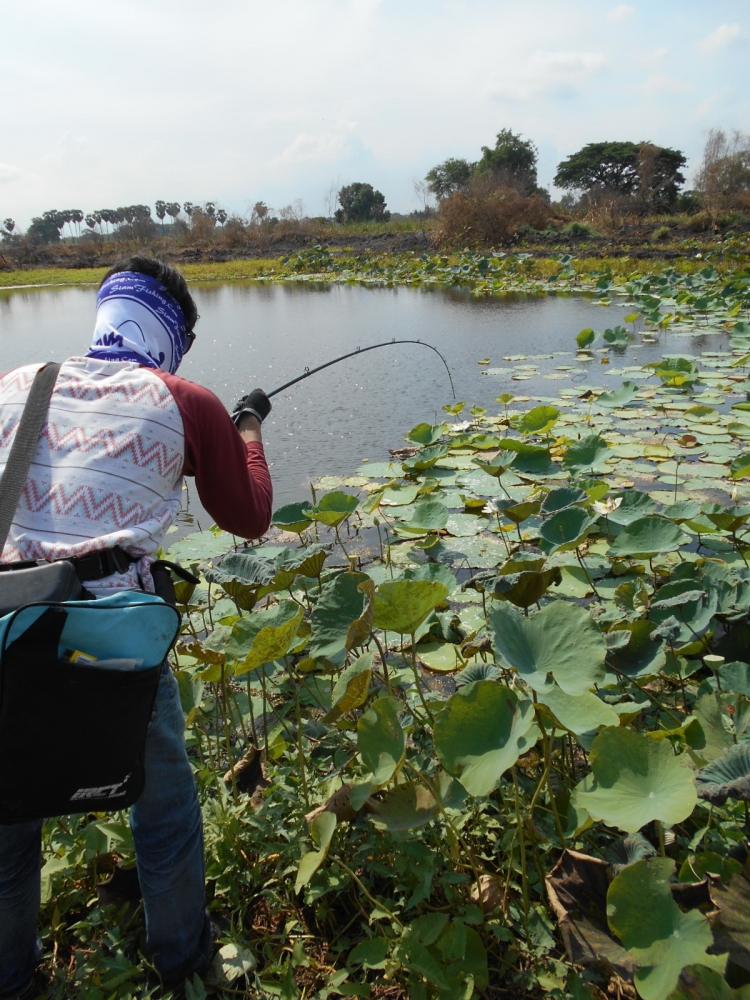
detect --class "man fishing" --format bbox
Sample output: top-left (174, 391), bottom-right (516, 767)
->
top-left (0, 256), bottom-right (272, 997)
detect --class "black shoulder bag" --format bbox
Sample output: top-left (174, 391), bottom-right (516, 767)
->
top-left (0, 363), bottom-right (180, 823)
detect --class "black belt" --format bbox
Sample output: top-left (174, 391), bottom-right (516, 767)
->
top-left (0, 546), bottom-right (136, 582)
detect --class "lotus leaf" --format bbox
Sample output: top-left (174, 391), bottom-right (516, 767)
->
top-left (402, 444), bottom-right (450, 474)
top-left (605, 490), bottom-right (659, 526)
top-left (310, 572), bottom-right (370, 658)
top-left (407, 422), bottom-right (446, 446)
top-left (396, 499), bottom-right (449, 536)
top-left (357, 696), bottom-right (405, 785)
top-left (368, 782), bottom-right (438, 831)
top-left (538, 686), bottom-right (620, 735)
top-left (609, 516), bottom-right (688, 557)
top-left (607, 858), bottom-right (723, 1000)
top-left (563, 434), bottom-right (612, 473)
top-left (228, 601), bottom-right (304, 677)
top-left (433, 682), bottom-right (539, 796)
top-left (719, 661), bottom-right (750, 696)
top-left (696, 743), bottom-right (750, 805)
top-left (514, 405), bottom-right (559, 435)
top-left (372, 580), bottom-right (448, 634)
top-left (304, 491), bottom-right (359, 527)
top-left (539, 507), bottom-right (595, 553)
top-left (324, 653), bottom-right (373, 723)
top-left (540, 487), bottom-right (588, 515)
top-left (576, 327), bottom-right (595, 349)
top-left (597, 381), bottom-right (638, 408)
top-left (271, 502), bottom-right (311, 534)
top-left (575, 728), bottom-right (698, 833)
top-left (608, 621), bottom-right (667, 678)
top-left (489, 601), bottom-right (606, 694)
top-left (295, 811), bottom-right (336, 893)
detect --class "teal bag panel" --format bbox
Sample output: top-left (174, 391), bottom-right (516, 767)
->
top-left (0, 592), bottom-right (180, 668)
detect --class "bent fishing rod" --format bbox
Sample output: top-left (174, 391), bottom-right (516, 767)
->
top-left (266, 339), bottom-right (456, 401)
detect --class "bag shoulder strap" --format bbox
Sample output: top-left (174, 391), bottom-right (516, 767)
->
top-left (0, 362), bottom-right (61, 556)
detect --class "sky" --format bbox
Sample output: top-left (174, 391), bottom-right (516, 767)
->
top-left (1, 0), bottom-right (747, 228)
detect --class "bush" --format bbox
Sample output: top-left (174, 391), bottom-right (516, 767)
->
top-left (436, 185), bottom-right (553, 247)
top-left (561, 221), bottom-right (597, 238)
top-left (651, 225), bottom-right (671, 241)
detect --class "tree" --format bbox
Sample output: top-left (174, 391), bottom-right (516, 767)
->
top-left (475, 129), bottom-right (538, 194)
top-left (251, 201), bottom-right (269, 225)
top-left (183, 201), bottom-right (194, 220)
top-left (1, 218), bottom-right (15, 236)
top-left (166, 202), bottom-right (181, 226)
top-left (695, 129), bottom-right (750, 218)
top-left (216, 208), bottom-right (227, 226)
top-left (204, 201), bottom-right (216, 221)
top-left (554, 141), bottom-right (686, 210)
top-left (425, 158), bottom-right (474, 200)
top-left (335, 182), bottom-right (389, 223)
top-left (27, 214), bottom-right (61, 244)
top-left (85, 214), bottom-right (98, 232)
top-left (636, 143), bottom-right (686, 211)
top-left (155, 200), bottom-right (167, 229)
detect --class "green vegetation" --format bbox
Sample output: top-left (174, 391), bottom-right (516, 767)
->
top-left (25, 255), bottom-right (750, 998)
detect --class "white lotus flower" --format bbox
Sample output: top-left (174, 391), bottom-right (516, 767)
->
top-left (592, 497), bottom-right (623, 516)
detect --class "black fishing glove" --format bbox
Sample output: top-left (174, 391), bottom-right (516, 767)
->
top-left (231, 388), bottom-right (272, 427)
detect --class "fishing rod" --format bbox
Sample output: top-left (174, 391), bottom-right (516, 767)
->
top-left (266, 339), bottom-right (456, 400)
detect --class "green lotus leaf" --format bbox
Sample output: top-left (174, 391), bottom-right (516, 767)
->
top-left (540, 487), bottom-right (588, 515)
top-left (496, 439), bottom-right (555, 475)
top-left (514, 405), bottom-right (559, 435)
top-left (607, 858), bottom-right (723, 1000)
top-left (403, 562), bottom-right (458, 594)
top-left (378, 484), bottom-right (420, 507)
top-left (402, 444), bottom-right (450, 474)
top-left (304, 491), bottom-right (359, 527)
top-left (166, 528), bottom-right (233, 564)
top-left (575, 728), bottom-right (698, 833)
top-left (602, 325), bottom-right (630, 349)
top-left (696, 742), bottom-right (750, 805)
top-left (357, 696), bottom-right (405, 785)
top-left (271, 502), bottom-right (311, 534)
top-left (372, 580), bottom-right (448, 634)
top-left (720, 661), bottom-right (750, 696)
top-left (324, 652), bottom-right (373, 723)
top-left (295, 811), bottom-right (336, 894)
top-left (609, 621), bottom-right (667, 678)
top-left (731, 452), bottom-right (750, 480)
top-left (537, 686), bottom-right (620, 735)
top-left (539, 507), bottom-right (595, 553)
top-left (407, 422), bottom-right (446, 446)
top-left (416, 641), bottom-right (467, 673)
top-left (491, 557), bottom-right (562, 609)
top-left (228, 600), bottom-right (304, 677)
top-left (576, 327), bottom-right (595, 349)
top-left (433, 682), bottom-right (539, 796)
top-left (563, 434), bottom-right (612, 473)
top-left (669, 965), bottom-right (750, 1000)
top-left (397, 499), bottom-right (449, 536)
top-left (368, 782), bottom-right (438, 831)
top-left (489, 601), bottom-right (606, 694)
top-left (309, 572), bottom-right (369, 658)
top-left (609, 516), bottom-right (688, 558)
top-left (606, 490), bottom-right (659, 526)
top-left (597, 381), bottom-right (638, 408)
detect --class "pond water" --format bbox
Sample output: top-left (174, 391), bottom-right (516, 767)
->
top-left (0, 281), bottom-right (711, 519)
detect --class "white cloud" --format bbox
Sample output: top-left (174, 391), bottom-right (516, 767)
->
top-left (0, 163), bottom-right (21, 184)
top-left (272, 124), bottom-right (359, 167)
top-left (608, 5), bottom-right (635, 22)
top-left (492, 50), bottom-right (607, 101)
top-left (699, 23), bottom-right (742, 54)
top-left (640, 74), bottom-right (688, 96)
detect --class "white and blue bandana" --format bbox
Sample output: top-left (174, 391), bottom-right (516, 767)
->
top-left (87, 271), bottom-right (188, 374)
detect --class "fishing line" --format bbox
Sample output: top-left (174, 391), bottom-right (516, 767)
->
top-left (266, 339), bottom-right (456, 400)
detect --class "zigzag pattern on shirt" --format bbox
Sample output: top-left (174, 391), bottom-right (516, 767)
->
top-left (39, 423), bottom-right (183, 479)
top-left (0, 368), bottom-right (38, 394)
top-left (54, 376), bottom-right (173, 409)
top-left (22, 479), bottom-right (149, 527)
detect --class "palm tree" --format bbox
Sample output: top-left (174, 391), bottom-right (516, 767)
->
top-left (85, 214), bottom-right (97, 232)
top-left (166, 202), bottom-right (181, 228)
top-left (1, 218), bottom-right (15, 235)
top-left (70, 209), bottom-right (84, 237)
top-left (204, 201), bottom-right (216, 221)
top-left (155, 200), bottom-right (167, 230)
top-left (183, 201), bottom-right (194, 220)
top-left (216, 208), bottom-right (227, 226)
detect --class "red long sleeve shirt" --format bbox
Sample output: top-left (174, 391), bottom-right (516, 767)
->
top-left (155, 371), bottom-right (273, 539)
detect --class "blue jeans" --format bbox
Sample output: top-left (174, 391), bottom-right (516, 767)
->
top-left (0, 666), bottom-right (210, 994)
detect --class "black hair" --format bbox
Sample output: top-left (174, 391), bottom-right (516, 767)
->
top-left (100, 256), bottom-right (198, 332)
